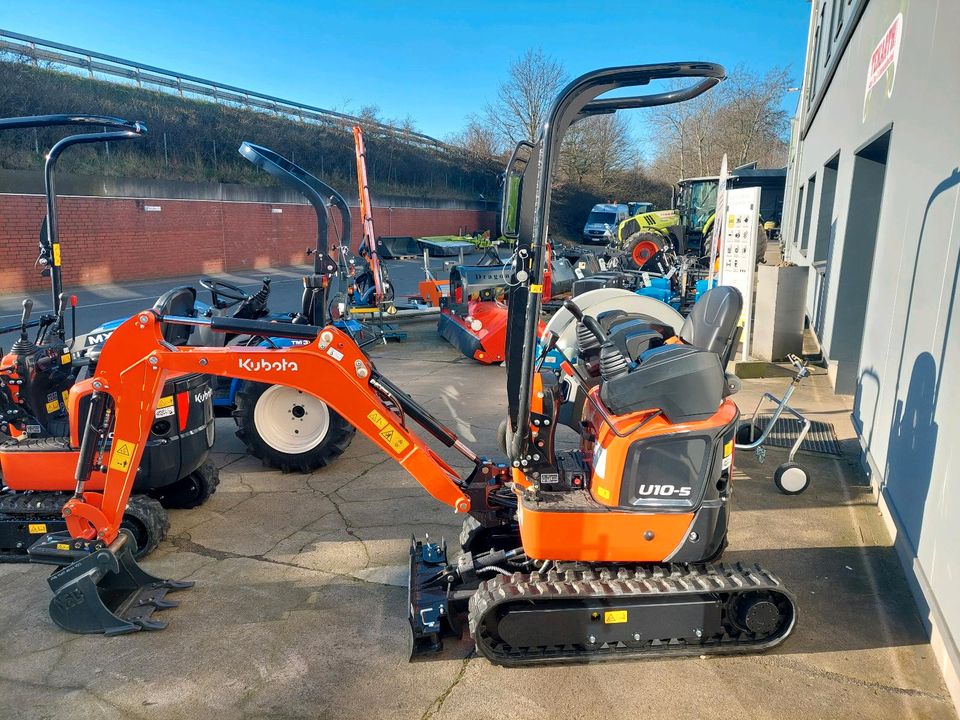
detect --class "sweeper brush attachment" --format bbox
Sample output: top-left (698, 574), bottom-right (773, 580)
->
top-left (30, 529), bottom-right (192, 635)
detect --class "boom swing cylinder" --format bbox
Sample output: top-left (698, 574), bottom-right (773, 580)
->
top-left (37, 62), bottom-right (797, 664)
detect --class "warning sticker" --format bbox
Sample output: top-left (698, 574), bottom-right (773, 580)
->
top-left (379, 425), bottom-right (410, 454)
top-left (60, 353), bottom-right (71, 365)
top-left (367, 410), bottom-right (409, 454)
top-left (56, 543), bottom-right (70, 551)
top-left (28, 523), bottom-right (47, 534)
top-left (109, 439), bottom-right (137, 472)
top-left (52, 243), bottom-right (61, 266)
top-left (367, 409), bottom-right (389, 430)
top-left (155, 395), bottom-right (175, 418)
top-left (604, 610), bottom-right (628, 624)
top-left (530, 283), bottom-right (543, 294)
top-left (45, 399), bottom-right (60, 414)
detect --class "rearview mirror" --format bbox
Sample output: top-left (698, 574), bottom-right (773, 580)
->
top-left (500, 140), bottom-right (533, 240)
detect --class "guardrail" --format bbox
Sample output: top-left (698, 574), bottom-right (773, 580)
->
top-left (0, 29), bottom-right (450, 152)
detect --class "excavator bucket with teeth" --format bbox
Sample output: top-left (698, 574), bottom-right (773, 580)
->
top-left (29, 529), bottom-right (192, 635)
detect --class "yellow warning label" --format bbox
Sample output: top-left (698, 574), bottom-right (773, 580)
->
top-left (530, 283), bottom-right (543, 294)
top-left (52, 243), bottom-right (61, 267)
top-left (109, 439), bottom-right (137, 472)
top-left (727, 213), bottom-right (735, 228)
top-left (56, 543), bottom-right (70, 551)
top-left (156, 395), bottom-right (174, 409)
top-left (596, 485), bottom-right (611, 500)
top-left (604, 610), bottom-right (628, 624)
top-left (28, 523), bottom-right (47, 534)
top-left (367, 409), bottom-right (389, 431)
top-left (62, 390), bottom-right (70, 406)
top-left (45, 399), bottom-right (60, 414)
top-left (723, 440), bottom-right (734, 457)
top-left (379, 424), bottom-right (410, 454)
top-left (60, 353), bottom-right (72, 365)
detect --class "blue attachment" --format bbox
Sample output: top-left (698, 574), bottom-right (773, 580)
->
top-left (636, 279), bottom-right (680, 309)
top-left (695, 278), bottom-right (716, 304)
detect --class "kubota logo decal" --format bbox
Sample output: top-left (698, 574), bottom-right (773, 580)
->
top-left (238, 358), bottom-right (299, 373)
top-left (194, 388), bottom-right (213, 404)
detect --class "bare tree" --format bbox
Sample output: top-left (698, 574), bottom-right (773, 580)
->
top-left (448, 117), bottom-right (501, 160)
top-left (559, 113), bottom-right (633, 189)
top-left (482, 48), bottom-right (567, 148)
top-left (645, 65), bottom-right (793, 184)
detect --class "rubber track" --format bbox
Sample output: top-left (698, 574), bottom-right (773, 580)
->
top-left (0, 492), bottom-right (168, 562)
top-left (468, 562), bottom-right (796, 666)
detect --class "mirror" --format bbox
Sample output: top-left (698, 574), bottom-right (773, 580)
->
top-left (499, 140), bottom-right (533, 240)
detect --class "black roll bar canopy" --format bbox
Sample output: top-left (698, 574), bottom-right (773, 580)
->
top-left (0, 115), bottom-right (147, 338)
top-left (238, 141), bottom-right (352, 325)
top-left (503, 62), bottom-right (726, 460)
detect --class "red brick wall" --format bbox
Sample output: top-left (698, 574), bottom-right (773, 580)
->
top-left (0, 194), bottom-right (496, 292)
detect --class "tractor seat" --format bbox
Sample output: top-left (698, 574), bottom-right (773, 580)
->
top-left (153, 286), bottom-right (197, 347)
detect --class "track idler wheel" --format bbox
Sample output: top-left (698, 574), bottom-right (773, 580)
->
top-left (730, 591), bottom-right (788, 637)
top-left (37, 529), bottom-right (193, 635)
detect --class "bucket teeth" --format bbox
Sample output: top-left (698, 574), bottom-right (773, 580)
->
top-left (32, 529), bottom-right (192, 635)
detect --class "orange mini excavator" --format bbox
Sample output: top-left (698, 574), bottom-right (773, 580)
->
top-left (30, 62), bottom-right (797, 662)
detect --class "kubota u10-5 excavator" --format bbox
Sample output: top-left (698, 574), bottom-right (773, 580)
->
top-left (29, 62), bottom-right (798, 662)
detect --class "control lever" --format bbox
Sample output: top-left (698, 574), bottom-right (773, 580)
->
top-left (19, 299), bottom-right (33, 337)
top-left (561, 298), bottom-right (606, 343)
top-left (70, 295), bottom-right (78, 349)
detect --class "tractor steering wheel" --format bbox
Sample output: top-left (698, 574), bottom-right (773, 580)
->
top-left (199, 278), bottom-right (251, 310)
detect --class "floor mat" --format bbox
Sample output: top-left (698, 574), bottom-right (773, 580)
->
top-left (754, 415), bottom-right (843, 456)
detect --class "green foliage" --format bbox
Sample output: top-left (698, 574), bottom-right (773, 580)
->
top-left (0, 60), bottom-right (500, 200)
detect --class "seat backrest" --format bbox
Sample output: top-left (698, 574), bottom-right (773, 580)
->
top-left (152, 286), bottom-right (197, 346)
top-left (679, 286), bottom-right (742, 367)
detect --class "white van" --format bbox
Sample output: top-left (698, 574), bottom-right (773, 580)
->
top-left (582, 203), bottom-right (629, 244)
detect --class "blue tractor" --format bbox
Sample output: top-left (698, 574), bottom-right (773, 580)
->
top-left (81, 142), bottom-right (390, 472)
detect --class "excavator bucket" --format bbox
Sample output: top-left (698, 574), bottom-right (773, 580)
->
top-left (29, 529), bottom-right (192, 635)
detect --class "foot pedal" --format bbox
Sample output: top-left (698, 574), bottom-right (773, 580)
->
top-left (29, 529), bottom-right (193, 635)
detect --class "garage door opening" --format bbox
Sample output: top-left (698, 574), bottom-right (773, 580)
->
top-left (829, 128), bottom-right (891, 394)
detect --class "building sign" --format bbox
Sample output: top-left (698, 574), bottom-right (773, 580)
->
top-left (866, 13), bottom-right (903, 98)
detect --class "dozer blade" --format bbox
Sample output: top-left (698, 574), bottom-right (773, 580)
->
top-left (408, 536), bottom-right (463, 659)
top-left (29, 529), bottom-right (193, 635)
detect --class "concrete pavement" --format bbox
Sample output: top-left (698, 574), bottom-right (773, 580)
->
top-left (0, 320), bottom-right (956, 720)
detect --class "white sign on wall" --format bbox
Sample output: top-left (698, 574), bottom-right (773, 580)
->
top-left (718, 186), bottom-right (761, 360)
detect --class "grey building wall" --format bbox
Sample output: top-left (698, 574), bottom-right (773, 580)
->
top-left (782, 0), bottom-right (960, 705)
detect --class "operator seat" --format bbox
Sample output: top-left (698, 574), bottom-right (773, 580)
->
top-left (152, 286), bottom-right (197, 347)
top-left (597, 286), bottom-right (743, 423)
top-left (678, 285), bottom-right (742, 368)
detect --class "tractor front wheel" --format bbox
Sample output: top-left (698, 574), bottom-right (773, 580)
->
top-left (234, 382), bottom-right (355, 473)
top-left (622, 232), bottom-right (668, 271)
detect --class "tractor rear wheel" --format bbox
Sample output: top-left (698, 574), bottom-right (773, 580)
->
top-left (234, 381), bottom-right (355, 473)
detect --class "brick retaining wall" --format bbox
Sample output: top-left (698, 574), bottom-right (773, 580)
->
top-left (0, 193), bottom-right (495, 292)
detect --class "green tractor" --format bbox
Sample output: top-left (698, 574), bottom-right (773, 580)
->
top-left (615, 168), bottom-right (785, 271)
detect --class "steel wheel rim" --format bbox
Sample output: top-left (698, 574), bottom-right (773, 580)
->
top-left (253, 385), bottom-right (331, 454)
top-left (779, 466), bottom-right (807, 493)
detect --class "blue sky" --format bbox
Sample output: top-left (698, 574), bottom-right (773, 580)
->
top-left (1, 1), bottom-right (811, 140)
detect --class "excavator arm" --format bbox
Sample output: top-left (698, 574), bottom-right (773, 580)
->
top-left (61, 310), bottom-right (472, 546)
